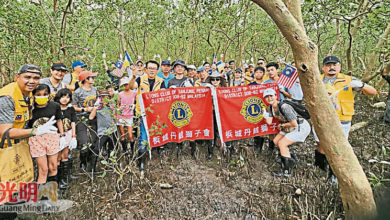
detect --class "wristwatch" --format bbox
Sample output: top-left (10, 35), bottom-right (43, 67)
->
top-left (81, 108), bottom-right (85, 112)
top-left (60, 134), bottom-right (65, 137)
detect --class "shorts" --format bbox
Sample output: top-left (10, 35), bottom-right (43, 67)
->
top-left (117, 118), bottom-right (134, 127)
top-left (59, 130), bottom-right (73, 151)
top-left (312, 121), bottom-right (351, 142)
top-left (28, 133), bottom-right (60, 158)
top-left (280, 119), bottom-right (311, 143)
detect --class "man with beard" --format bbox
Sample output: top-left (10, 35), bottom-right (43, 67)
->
top-left (314, 56), bottom-right (377, 182)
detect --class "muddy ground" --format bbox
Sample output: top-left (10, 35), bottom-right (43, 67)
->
top-left (19, 94), bottom-right (390, 219)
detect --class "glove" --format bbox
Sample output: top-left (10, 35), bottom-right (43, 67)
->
top-left (36, 116), bottom-right (58, 136)
top-left (350, 80), bottom-right (364, 88)
top-left (69, 138), bottom-right (77, 150)
top-left (183, 80), bottom-right (193, 87)
top-left (60, 136), bottom-right (67, 149)
top-left (94, 98), bottom-right (101, 107)
top-left (263, 108), bottom-right (270, 118)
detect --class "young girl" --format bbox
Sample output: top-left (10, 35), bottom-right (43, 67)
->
top-left (117, 77), bottom-right (136, 154)
top-left (28, 84), bottom-right (65, 184)
top-left (54, 88), bottom-right (77, 189)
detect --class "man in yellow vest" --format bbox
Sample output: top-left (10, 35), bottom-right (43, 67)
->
top-left (129, 60), bottom-right (165, 174)
top-left (0, 64), bottom-right (58, 144)
top-left (314, 56), bottom-right (377, 182)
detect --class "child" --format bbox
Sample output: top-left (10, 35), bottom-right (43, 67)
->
top-left (53, 88), bottom-right (77, 189)
top-left (28, 84), bottom-right (65, 184)
top-left (117, 77), bottom-right (136, 154)
top-left (89, 90), bottom-right (117, 173)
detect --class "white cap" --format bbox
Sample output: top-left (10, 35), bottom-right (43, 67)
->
top-left (120, 77), bottom-right (130, 86)
top-left (263, 88), bottom-right (277, 98)
top-left (187, 65), bottom-right (196, 70)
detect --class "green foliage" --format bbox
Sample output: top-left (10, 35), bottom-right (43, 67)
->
top-left (0, 0), bottom-right (388, 83)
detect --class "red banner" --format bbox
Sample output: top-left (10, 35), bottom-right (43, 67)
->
top-left (215, 83), bottom-right (280, 143)
top-left (140, 87), bottom-right (214, 148)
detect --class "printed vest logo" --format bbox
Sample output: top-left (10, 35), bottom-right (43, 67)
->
top-left (240, 97), bottom-right (266, 124)
top-left (168, 101), bottom-right (193, 128)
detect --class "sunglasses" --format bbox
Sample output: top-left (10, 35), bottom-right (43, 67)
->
top-left (211, 78), bottom-right (220, 82)
top-left (257, 62), bottom-right (264, 65)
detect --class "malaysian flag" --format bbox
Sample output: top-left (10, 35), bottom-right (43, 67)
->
top-left (277, 65), bottom-right (298, 89)
top-left (112, 60), bottom-right (126, 78)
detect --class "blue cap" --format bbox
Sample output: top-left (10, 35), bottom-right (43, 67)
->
top-left (197, 66), bottom-right (206, 72)
top-left (72, 60), bottom-right (87, 70)
top-left (161, 60), bottom-right (171, 66)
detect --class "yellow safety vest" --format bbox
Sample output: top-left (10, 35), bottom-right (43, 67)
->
top-left (135, 74), bottom-right (164, 114)
top-left (0, 82), bottom-right (32, 147)
top-left (321, 73), bottom-right (355, 121)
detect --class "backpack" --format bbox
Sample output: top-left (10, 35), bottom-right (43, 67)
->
top-left (278, 99), bottom-right (310, 120)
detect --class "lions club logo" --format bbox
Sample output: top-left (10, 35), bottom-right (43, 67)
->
top-left (168, 101), bottom-right (193, 128)
top-left (240, 97), bottom-right (267, 124)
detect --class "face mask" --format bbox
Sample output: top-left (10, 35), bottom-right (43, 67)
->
top-left (35, 96), bottom-right (49, 105)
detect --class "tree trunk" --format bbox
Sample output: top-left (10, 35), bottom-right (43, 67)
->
top-left (251, 0), bottom-right (377, 219)
top-left (362, 21), bottom-right (390, 82)
top-left (346, 0), bottom-right (369, 75)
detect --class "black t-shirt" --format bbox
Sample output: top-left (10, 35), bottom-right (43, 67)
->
top-left (167, 77), bottom-right (187, 88)
top-left (61, 106), bottom-right (77, 132)
top-left (136, 77), bottom-right (166, 91)
top-left (28, 101), bottom-right (62, 128)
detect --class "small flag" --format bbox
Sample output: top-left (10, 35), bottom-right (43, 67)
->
top-left (277, 65), bottom-right (298, 89)
top-left (123, 51), bottom-right (132, 67)
top-left (213, 53), bottom-right (217, 64)
top-left (216, 61), bottom-right (224, 72)
top-left (115, 60), bottom-right (123, 69)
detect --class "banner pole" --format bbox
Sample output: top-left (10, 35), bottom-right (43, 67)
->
top-left (138, 94), bottom-right (152, 159)
top-left (210, 86), bottom-right (226, 149)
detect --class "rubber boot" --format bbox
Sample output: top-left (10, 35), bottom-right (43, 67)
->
top-left (227, 142), bottom-right (236, 160)
top-left (273, 156), bottom-right (296, 177)
top-left (68, 155), bottom-right (79, 180)
top-left (282, 156), bottom-right (296, 176)
top-left (121, 139), bottom-right (128, 153)
top-left (62, 160), bottom-right (71, 188)
top-left (268, 139), bottom-right (275, 154)
top-left (90, 155), bottom-right (98, 175)
top-left (176, 143), bottom-right (183, 157)
top-left (47, 174), bottom-right (57, 183)
top-left (190, 141), bottom-right (196, 159)
top-left (328, 165), bottom-right (338, 185)
top-left (130, 141), bottom-right (135, 155)
top-left (138, 151), bottom-right (146, 171)
top-left (58, 162), bottom-right (68, 190)
top-left (276, 149), bottom-right (282, 164)
top-left (207, 140), bottom-right (214, 161)
top-left (290, 149), bottom-right (298, 162)
top-left (80, 151), bottom-right (88, 171)
top-left (314, 150), bottom-right (328, 171)
top-left (254, 137), bottom-right (265, 155)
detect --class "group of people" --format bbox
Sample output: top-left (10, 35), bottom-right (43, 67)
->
top-left (0, 55), bottom-right (379, 196)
